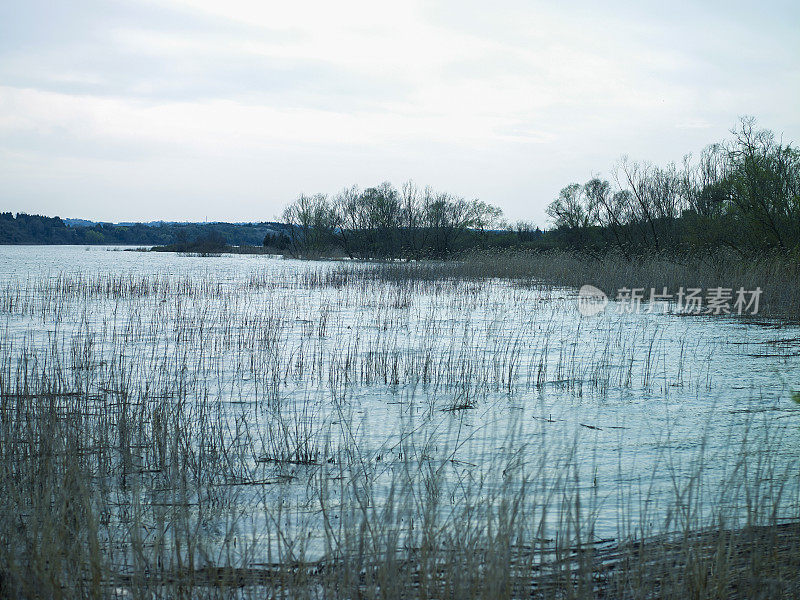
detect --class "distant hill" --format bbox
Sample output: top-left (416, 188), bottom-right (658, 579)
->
top-left (64, 218), bottom-right (97, 227)
top-left (0, 212), bottom-right (288, 246)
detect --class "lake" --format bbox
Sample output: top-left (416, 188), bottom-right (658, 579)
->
top-left (2, 245), bottom-right (799, 593)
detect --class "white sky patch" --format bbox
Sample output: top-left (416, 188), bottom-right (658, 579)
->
top-left (0, 0), bottom-right (798, 223)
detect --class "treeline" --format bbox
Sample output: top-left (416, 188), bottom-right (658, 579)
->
top-left (278, 117), bottom-right (799, 259)
top-left (275, 182), bottom-right (509, 259)
top-left (7, 118), bottom-right (795, 259)
top-left (545, 117), bottom-right (800, 257)
top-left (0, 213), bottom-right (288, 246)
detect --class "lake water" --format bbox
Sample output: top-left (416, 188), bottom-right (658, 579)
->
top-left (2, 245), bottom-right (799, 566)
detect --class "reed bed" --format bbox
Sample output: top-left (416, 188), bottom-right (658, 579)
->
top-left (305, 249), bottom-right (800, 320)
top-left (1, 260), bottom-right (799, 598)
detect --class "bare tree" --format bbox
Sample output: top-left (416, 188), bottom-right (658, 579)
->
top-left (282, 193), bottom-right (338, 255)
top-left (546, 183), bottom-right (594, 229)
top-left (584, 177), bottom-right (630, 255)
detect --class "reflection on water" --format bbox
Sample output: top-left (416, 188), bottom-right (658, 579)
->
top-left (2, 245), bottom-right (799, 562)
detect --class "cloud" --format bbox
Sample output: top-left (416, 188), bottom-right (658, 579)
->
top-left (0, 0), bottom-right (798, 223)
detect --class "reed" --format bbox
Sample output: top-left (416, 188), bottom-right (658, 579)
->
top-left (0, 261), bottom-right (798, 598)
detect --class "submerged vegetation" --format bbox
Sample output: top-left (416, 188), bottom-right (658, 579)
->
top-left (1, 257), bottom-right (799, 598)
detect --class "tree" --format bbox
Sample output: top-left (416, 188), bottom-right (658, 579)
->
top-left (282, 193), bottom-right (338, 255)
top-left (585, 177), bottom-right (630, 255)
top-left (546, 183), bottom-right (594, 229)
top-left (724, 116), bottom-right (800, 253)
top-left (614, 158), bottom-right (683, 251)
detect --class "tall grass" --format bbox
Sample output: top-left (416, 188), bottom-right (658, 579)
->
top-left (323, 249), bottom-right (800, 320)
top-left (0, 262), bottom-right (798, 598)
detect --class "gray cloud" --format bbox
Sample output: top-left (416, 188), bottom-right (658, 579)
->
top-left (0, 0), bottom-right (798, 224)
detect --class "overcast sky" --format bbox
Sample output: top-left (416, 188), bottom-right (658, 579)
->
top-left (1, 0), bottom-right (798, 224)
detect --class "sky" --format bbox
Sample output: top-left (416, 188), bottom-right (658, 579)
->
top-left (1, 0), bottom-right (798, 225)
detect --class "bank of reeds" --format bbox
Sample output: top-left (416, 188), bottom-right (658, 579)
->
top-left (320, 249), bottom-right (800, 320)
top-left (0, 265), bottom-right (798, 598)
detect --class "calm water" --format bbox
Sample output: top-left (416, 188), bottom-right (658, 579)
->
top-left (2, 245), bottom-right (799, 560)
